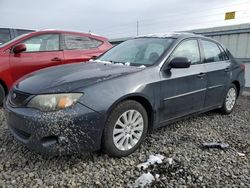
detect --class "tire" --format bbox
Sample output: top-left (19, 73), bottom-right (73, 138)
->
top-left (220, 84), bottom-right (238, 114)
top-left (102, 100), bottom-right (148, 157)
top-left (0, 84), bottom-right (5, 106)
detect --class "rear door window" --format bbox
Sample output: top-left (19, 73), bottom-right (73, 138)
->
top-left (63, 35), bottom-right (102, 50)
top-left (218, 44), bottom-right (229, 61)
top-left (0, 28), bottom-right (11, 44)
top-left (201, 40), bottom-right (224, 63)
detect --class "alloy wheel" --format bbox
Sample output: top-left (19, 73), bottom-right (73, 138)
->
top-left (113, 110), bottom-right (144, 151)
top-left (225, 87), bottom-right (236, 111)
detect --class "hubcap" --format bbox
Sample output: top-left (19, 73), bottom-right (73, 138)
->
top-left (113, 110), bottom-right (144, 151)
top-left (225, 88), bottom-right (236, 111)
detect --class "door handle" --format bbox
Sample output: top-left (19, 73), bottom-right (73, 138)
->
top-left (51, 57), bottom-right (62, 62)
top-left (225, 67), bottom-right (230, 72)
top-left (197, 73), bottom-right (206, 78)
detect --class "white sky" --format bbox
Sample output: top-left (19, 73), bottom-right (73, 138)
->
top-left (1, 0), bottom-right (250, 39)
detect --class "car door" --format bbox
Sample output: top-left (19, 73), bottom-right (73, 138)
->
top-left (62, 34), bottom-right (103, 64)
top-left (9, 33), bottom-right (64, 82)
top-left (159, 39), bottom-right (207, 123)
top-left (200, 39), bottom-right (231, 108)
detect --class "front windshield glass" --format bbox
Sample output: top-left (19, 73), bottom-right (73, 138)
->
top-left (99, 37), bottom-right (175, 66)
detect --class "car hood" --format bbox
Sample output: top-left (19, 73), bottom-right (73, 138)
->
top-left (15, 61), bottom-right (144, 94)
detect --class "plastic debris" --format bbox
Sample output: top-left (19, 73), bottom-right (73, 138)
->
top-left (202, 142), bottom-right (229, 149)
top-left (137, 154), bottom-right (165, 170)
top-left (237, 152), bottom-right (246, 157)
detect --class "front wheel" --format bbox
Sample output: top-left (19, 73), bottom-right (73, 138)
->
top-left (102, 100), bottom-right (148, 157)
top-left (220, 84), bottom-right (238, 114)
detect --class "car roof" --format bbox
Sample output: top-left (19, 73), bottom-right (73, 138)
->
top-left (135, 32), bottom-right (212, 40)
top-left (26, 29), bottom-right (108, 40)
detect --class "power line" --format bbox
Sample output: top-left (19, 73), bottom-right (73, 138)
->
top-left (91, 1), bottom-right (250, 33)
top-left (104, 15), bottom-right (250, 38)
top-left (96, 7), bottom-right (250, 35)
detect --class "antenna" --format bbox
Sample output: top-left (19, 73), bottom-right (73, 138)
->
top-left (137, 20), bottom-right (139, 36)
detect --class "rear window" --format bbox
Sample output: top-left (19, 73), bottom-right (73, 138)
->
top-left (64, 35), bottom-right (103, 50)
top-left (0, 28), bottom-right (11, 45)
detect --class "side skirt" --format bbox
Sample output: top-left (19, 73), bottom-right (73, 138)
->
top-left (154, 105), bottom-right (222, 130)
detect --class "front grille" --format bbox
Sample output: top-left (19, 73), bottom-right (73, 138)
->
top-left (11, 126), bottom-right (31, 140)
top-left (9, 90), bottom-right (31, 107)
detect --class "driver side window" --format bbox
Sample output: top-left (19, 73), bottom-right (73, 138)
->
top-left (170, 39), bottom-right (201, 65)
top-left (22, 34), bottom-right (60, 52)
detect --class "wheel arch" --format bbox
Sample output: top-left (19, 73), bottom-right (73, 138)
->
top-left (232, 80), bottom-right (240, 98)
top-left (0, 79), bottom-right (8, 95)
top-left (105, 93), bottom-right (155, 131)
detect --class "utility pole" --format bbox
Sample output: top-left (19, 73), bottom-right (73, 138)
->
top-left (136, 20), bottom-right (139, 36)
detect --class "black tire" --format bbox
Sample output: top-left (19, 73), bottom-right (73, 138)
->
top-left (0, 84), bottom-right (5, 106)
top-left (102, 100), bottom-right (148, 157)
top-left (220, 84), bottom-right (238, 114)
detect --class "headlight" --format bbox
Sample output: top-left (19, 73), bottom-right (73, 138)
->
top-left (27, 93), bottom-right (83, 112)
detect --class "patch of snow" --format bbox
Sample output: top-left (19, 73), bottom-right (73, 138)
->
top-left (92, 59), bottom-right (112, 64)
top-left (125, 62), bottom-right (131, 66)
top-left (166, 158), bottom-right (173, 165)
top-left (133, 172), bottom-right (155, 187)
top-left (137, 65), bottom-right (146, 69)
top-left (91, 59), bottom-right (130, 66)
top-left (155, 174), bottom-right (160, 179)
top-left (89, 32), bottom-right (101, 37)
top-left (137, 154), bottom-right (165, 170)
top-left (114, 63), bottom-right (124, 66)
top-left (136, 32), bottom-right (196, 38)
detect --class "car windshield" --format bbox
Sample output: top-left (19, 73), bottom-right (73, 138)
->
top-left (0, 33), bottom-right (29, 47)
top-left (98, 37), bottom-right (175, 66)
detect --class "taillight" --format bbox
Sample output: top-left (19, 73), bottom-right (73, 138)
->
top-left (240, 64), bottom-right (245, 71)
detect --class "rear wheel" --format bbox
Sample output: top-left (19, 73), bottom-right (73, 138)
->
top-left (102, 100), bottom-right (148, 157)
top-left (220, 84), bottom-right (237, 114)
top-left (0, 84), bottom-right (5, 106)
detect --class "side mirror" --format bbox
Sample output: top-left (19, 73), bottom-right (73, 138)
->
top-left (13, 43), bottom-right (26, 54)
top-left (169, 57), bottom-right (191, 69)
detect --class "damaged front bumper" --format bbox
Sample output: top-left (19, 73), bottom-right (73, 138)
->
top-left (4, 102), bottom-right (105, 155)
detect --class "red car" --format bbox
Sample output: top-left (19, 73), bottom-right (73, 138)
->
top-left (0, 30), bottom-right (112, 104)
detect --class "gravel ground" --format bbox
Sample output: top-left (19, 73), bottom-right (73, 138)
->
top-left (0, 96), bottom-right (250, 187)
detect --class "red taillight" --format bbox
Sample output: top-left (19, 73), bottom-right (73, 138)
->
top-left (240, 64), bottom-right (245, 71)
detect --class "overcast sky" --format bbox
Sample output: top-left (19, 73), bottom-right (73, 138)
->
top-left (1, 0), bottom-right (250, 39)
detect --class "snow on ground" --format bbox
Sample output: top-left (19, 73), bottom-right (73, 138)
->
top-left (133, 172), bottom-right (156, 187)
top-left (137, 154), bottom-right (165, 170)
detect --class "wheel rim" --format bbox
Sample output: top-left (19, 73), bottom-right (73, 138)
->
top-left (113, 110), bottom-right (144, 151)
top-left (225, 88), bottom-right (236, 111)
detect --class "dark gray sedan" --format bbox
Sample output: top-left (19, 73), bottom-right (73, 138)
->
top-left (4, 33), bottom-right (245, 157)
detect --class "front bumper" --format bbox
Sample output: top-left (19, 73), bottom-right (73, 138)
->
top-left (4, 101), bottom-right (105, 155)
